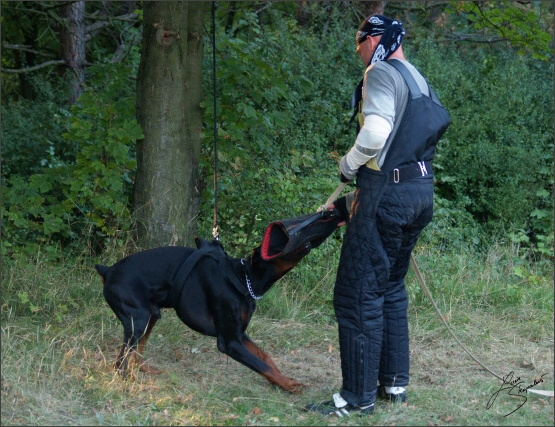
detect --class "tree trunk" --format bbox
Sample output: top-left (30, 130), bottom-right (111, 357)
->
top-left (60, 1), bottom-right (86, 105)
top-left (133, 1), bottom-right (210, 249)
top-left (365, 1), bottom-right (385, 17)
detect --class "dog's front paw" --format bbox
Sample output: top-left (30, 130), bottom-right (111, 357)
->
top-left (286, 380), bottom-right (309, 394)
top-left (139, 364), bottom-right (164, 375)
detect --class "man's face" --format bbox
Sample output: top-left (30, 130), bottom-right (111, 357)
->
top-left (356, 37), bottom-right (375, 66)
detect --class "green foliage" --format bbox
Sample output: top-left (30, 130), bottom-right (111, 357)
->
top-left (61, 63), bottom-right (142, 229)
top-left (449, 1), bottom-right (554, 60)
top-left (410, 40), bottom-right (554, 259)
top-left (199, 6), bottom-right (359, 255)
top-left (2, 63), bottom-right (141, 258)
top-left (1, 74), bottom-right (71, 177)
top-left (1, 2), bottom-right (553, 264)
top-left (17, 291), bottom-right (40, 314)
top-left (196, 4), bottom-right (553, 264)
top-left (0, 2), bottom-right (63, 97)
top-left (2, 253), bottom-right (103, 324)
top-left (419, 194), bottom-right (481, 250)
top-left (407, 241), bottom-right (554, 315)
top-left (1, 244), bottom-right (553, 425)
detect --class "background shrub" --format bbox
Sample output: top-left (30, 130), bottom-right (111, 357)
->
top-left (1, 3), bottom-right (553, 262)
top-left (2, 63), bottom-right (141, 258)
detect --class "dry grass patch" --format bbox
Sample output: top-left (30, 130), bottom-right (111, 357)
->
top-left (2, 245), bottom-right (553, 425)
top-left (2, 303), bottom-right (553, 426)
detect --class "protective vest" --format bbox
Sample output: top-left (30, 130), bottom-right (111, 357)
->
top-left (381, 59), bottom-right (450, 174)
top-left (350, 59), bottom-right (450, 173)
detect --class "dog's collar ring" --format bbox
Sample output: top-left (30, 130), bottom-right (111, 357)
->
top-left (241, 258), bottom-right (263, 300)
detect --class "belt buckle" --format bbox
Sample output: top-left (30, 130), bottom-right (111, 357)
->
top-left (393, 168), bottom-right (400, 183)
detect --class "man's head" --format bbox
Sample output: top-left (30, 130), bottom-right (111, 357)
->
top-left (356, 15), bottom-right (405, 66)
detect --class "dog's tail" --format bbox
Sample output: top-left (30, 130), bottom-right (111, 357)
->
top-left (95, 264), bottom-right (109, 286)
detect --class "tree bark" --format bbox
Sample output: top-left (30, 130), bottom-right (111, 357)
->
top-left (133, 1), bottom-right (210, 249)
top-left (60, 1), bottom-right (86, 105)
top-left (364, 1), bottom-right (385, 17)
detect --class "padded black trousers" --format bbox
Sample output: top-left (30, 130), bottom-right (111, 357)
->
top-left (334, 166), bottom-right (434, 407)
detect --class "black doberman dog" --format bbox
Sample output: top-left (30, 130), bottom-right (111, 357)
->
top-left (95, 207), bottom-right (344, 393)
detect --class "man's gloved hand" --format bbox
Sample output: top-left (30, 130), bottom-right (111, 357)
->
top-left (340, 172), bottom-right (352, 183)
top-left (339, 155), bottom-right (356, 183)
top-left (331, 195), bottom-right (350, 224)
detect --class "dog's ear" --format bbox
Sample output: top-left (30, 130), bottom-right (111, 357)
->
top-left (211, 238), bottom-right (226, 253)
top-left (194, 236), bottom-right (226, 255)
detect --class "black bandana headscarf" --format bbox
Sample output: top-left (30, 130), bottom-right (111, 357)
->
top-left (356, 15), bottom-right (405, 66)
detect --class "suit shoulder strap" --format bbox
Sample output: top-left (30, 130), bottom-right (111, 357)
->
top-left (387, 59), bottom-right (422, 98)
top-left (388, 59), bottom-right (445, 107)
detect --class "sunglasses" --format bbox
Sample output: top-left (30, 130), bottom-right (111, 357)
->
top-left (356, 30), bottom-right (369, 46)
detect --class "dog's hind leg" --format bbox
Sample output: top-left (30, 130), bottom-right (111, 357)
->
top-left (114, 315), bottom-right (151, 376)
top-left (135, 317), bottom-right (163, 374)
top-left (115, 338), bottom-right (138, 376)
top-left (115, 317), bottom-right (163, 375)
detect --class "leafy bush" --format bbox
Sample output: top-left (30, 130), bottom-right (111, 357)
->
top-left (2, 4), bottom-right (552, 263)
top-left (410, 40), bottom-right (554, 258)
top-left (198, 8), bottom-right (553, 263)
top-left (2, 63), bottom-right (141, 258)
top-left (198, 7), bottom-right (360, 255)
top-left (1, 74), bottom-right (71, 177)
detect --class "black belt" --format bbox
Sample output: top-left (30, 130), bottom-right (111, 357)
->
top-left (390, 161), bottom-right (433, 183)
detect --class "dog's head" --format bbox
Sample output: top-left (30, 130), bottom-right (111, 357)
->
top-left (245, 242), bottom-right (311, 292)
top-left (243, 209), bottom-right (341, 296)
top-left (260, 209), bottom-right (342, 261)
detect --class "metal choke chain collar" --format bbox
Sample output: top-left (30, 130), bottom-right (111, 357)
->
top-left (241, 258), bottom-right (263, 300)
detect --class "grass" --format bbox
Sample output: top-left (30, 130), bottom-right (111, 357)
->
top-left (1, 241), bottom-right (553, 426)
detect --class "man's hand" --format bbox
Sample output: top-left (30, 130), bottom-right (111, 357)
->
top-left (339, 156), bottom-right (356, 182)
top-left (340, 172), bottom-right (352, 183)
top-left (327, 204), bottom-right (347, 227)
top-left (329, 195), bottom-right (350, 227)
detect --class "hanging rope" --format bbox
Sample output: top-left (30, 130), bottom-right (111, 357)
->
top-left (410, 254), bottom-right (553, 396)
top-left (211, 1), bottom-right (219, 241)
top-left (409, 253), bottom-right (504, 381)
